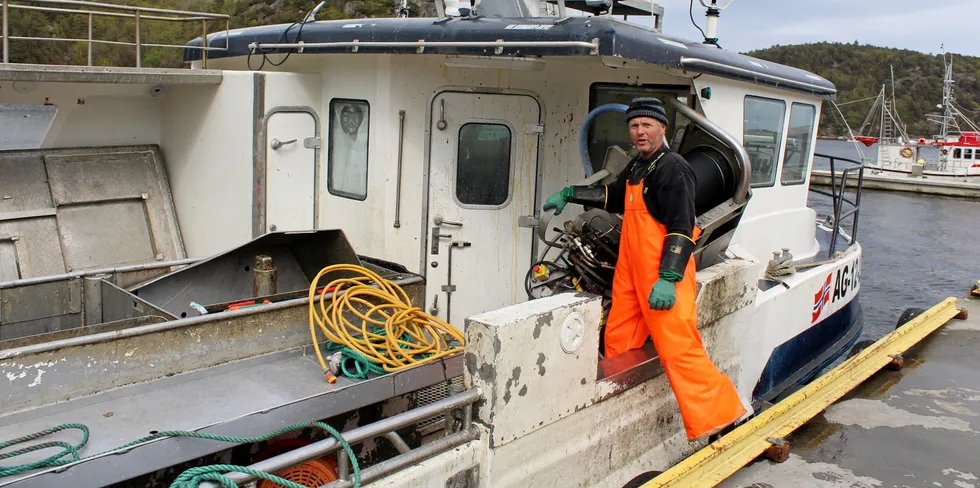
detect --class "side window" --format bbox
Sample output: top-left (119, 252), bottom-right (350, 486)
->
top-left (780, 103), bottom-right (816, 185)
top-left (328, 99), bottom-right (370, 200)
top-left (965, 149), bottom-right (974, 160)
top-left (953, 148), bottom-right (962, 159)
top-left (588, 84), bottom-right (686, 174)
top-left (456, 123), bottom-right (512, 206)
top-left (744, 96), bottom-right (787, 188)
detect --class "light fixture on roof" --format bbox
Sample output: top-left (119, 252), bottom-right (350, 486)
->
top-left (699, 0), bottom-right (733, 47)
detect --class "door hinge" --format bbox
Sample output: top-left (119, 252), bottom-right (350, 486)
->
top-left (524, 123), bottom-right (544, 135)
top-left (518, 215), bottom-right (539, 228)
top-left (303, 137), bottom-right (321, 149)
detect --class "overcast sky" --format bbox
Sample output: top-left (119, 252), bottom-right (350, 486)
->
top-left (647, 0), bottom-right (978, 56)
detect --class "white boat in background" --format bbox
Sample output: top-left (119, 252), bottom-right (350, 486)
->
top-left (812, 55), bottom-right (980, 198)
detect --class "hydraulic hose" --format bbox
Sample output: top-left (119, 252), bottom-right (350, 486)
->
top-left (308, 265), bottom-right (464, 375)
top-left (578, 103), bottom-right (629, 177)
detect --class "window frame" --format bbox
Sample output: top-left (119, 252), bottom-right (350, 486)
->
top-left (779, 102), bottom-right (817, 186)
top-left (327, 98), bottom-right (371, 201)
top-left (587, 83), bottom-right (691, 174)
top-left (452, 119), bottom-right (516, 210)
top-left (743, 95), bottom-right (788, 189)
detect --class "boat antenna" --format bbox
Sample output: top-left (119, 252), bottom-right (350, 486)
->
top-left (304, 1), bottom-right (328, 22)
top-left (696, 0), bottom-right (733, 48)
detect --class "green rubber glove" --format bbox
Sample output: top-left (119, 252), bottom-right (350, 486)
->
top-left (543, 187), bottom-right (573, 215)
top-left (648, 270), bottom-right (683, 310)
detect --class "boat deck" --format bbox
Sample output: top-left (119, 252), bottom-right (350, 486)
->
top-left (0, 344), bottom-right (462, 488)
top-left (723, 294), bottom-right (980, 487)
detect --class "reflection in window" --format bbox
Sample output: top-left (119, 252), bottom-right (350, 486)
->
top-left (456, 123), bottom-right (511, 206)
top-left (743, 96), bottom-right (786, 187)
top-left (328, 99), bottom-right (370, 200)
top-left (781, 103), bottom-right (816, 185)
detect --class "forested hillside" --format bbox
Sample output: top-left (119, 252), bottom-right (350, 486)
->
top-left (748, 43), bottom-right (980, 138)
top-left (5, 2), bottom-right (979, 138)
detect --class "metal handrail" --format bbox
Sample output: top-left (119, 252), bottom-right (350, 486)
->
top-left (1, 0), bottom-right (229, 68)
top-left (810, 153), bottom-right (865, 256)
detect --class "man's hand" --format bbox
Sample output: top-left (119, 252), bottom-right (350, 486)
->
top-left (543, 187), bottom-right (573, 215)
top-left (648, 279), bottom-right (676, 310)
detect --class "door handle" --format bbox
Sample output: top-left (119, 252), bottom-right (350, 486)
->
top-left (271, 138), bottom-right (298, 150)
top-left (430, 227), bottom-right (452, 255)
top-left (434, 216), bottom-right (463, 227)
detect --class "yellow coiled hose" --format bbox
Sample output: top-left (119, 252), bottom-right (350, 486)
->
top-left (308, 264), bottom-right (464, 374)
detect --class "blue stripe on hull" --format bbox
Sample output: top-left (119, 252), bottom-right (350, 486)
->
top-left (752, 297), bottom-right (863, 402)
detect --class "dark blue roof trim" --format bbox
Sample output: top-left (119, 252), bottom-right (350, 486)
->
top-left (186, 17), bottom-right (836, 97)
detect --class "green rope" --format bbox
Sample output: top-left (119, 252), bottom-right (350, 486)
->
top-left (1, 422), bottom-right (360, 488)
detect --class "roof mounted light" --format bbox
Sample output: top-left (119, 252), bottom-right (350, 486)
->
top-left (698, 0), bottom-right (733, 47)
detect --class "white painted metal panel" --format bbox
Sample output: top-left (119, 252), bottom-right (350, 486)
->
top-left (425, 92), bottom-right (540, 327)
top-left (266, 111), bottom-right (316, 232)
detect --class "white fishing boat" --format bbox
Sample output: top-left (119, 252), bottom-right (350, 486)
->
top-left (0, 0), bottom-right (865, 486)
top-left (812, 55), bottom-right (980, 198)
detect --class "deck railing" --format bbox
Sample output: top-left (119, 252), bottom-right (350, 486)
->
top-left (811, 153), bottom-right (865, 257)
top-left (1, 0), bottom-right (229, 68)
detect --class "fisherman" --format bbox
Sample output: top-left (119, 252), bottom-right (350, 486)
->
top-left (543, 97), bottom-right (749, 440)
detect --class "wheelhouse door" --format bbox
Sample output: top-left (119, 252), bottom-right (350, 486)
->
top-left (266, 110), bottom-right (317, 233)
top-left (426, 92), bottom-right (541, 327)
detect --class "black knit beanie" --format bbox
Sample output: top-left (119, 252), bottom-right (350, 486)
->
top-left (625, 97), bottom-right (668, 126)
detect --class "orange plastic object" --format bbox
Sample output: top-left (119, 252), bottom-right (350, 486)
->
top-left (256, 457), bottom-right (339, 488)
top-left (604, 181), bottom-right (745, 439)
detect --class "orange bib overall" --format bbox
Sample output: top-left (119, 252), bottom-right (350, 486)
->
top-left (604, 180), bottom-right (746, 439)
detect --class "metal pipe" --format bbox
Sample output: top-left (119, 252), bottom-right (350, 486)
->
top-left (249, 39), bottom-right (600, 54)
top-left (557, 0), bottom-right (567, 19)
top-left (381, 431), bottom-right (412, 454)
top-left (666, 97), bottom-right (752, 204)
top-left (201, 388), bottom-right (482, 486)
top-left (6, 36), bottom-right (226, 50)
top-left (0, 274), bottom-right (425, 359)
top-left (679, 57), bottom-right (837, 97)
top-left (0, 257), bottom-right (200, 289)
top-left (201, 19), bottom-right (207, 69)
top-left (134, 8), bottom-right (140, 67)
top-left (324, 429), bottom-right (481, 488)
top-left (394, 110), bottom-right (406, 228)
top-left (8, 4), bottom-right (213, 21)
top-left (462, 403), bottom-right (472, 430)
top-left (87, 12), bottom-right (92, 65)
top-left (22, 0), bottom-right (228, 19)
top-left (337, 449), bottom-right (350, 481)
top-left (3, 0), bottom-right (9, 63)
top-left (253, 255), bottom-right (277, 297)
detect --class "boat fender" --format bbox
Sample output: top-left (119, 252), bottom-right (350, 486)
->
top-left (622, 471), bottom-right (663, 488)
top-left (971, 280), bottom-right (980, 297)
top-left (896, 307), bottom-right (926, 329)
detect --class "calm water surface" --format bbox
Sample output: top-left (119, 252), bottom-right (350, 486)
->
top-left (813, 139), bottom-right (980, 340)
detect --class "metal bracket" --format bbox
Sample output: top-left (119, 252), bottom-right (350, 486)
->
top-left (524, 123), bottom-right (545, 134)
top-left (303, 137), bottom-right (321, 149)
top-left (518, 215), bottom-right (539, 228)
top-left (441, 284), bottom-right (457, 293)
top-left (446, 464), bottom-right (480, 488)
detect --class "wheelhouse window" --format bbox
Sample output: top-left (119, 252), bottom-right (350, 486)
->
top-left (587, 84), bottom-right (687, 175)
top-left (965, 149), bottom-right (974, 160)
top-left (743, 96), bottom-right (787, 188)
top-left (780, 103), bottom-right (816, 185)
top-left (328, 99), bottom-right (370, 200)
top-left (456, 123), bottom-right (512, 206)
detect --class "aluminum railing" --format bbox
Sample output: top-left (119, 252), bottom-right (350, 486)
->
top-left (811, 153), bottom-right (865, 257)
top-left (1, 0), bottom-right (229, 68)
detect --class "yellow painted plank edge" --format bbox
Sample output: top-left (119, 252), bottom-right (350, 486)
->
top-left (643, 297), bottom-right (961, 488)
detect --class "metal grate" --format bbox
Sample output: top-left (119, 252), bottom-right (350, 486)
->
top-left (415, 376), bottom-right (464, 435)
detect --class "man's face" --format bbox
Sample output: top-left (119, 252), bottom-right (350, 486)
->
top-left (629, 117), bottom-right (666, 156)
